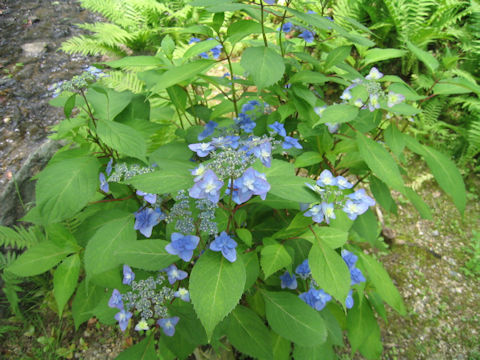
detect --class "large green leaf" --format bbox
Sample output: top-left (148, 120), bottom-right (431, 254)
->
top-left (125, 168), bottom-right (194, 195)
top-left (150, 60), bottom-right (215, 92)
top-left (363, 48), bottom-right (407, 66)
top-left (324, 46), bottom-right (351, 70)
top-left (183, 39), bottom-right (219, 59)
top-left (116, 334), bottom-right (156, 360)
top-left (309, 242), bottom-right (351, 304)
top-left (36, 156), bottom-right (100, 223)
top-left (300, 226), bottom-right (348, 249)
top-left (114, 240), bottom-right (177, 271)
top-left (53, 254), bottom-right (81, 316)
top-left (72, 280), bottom-right (104, 329)
top-left (314, 104), bottom-right (359, 126)
top-left (227, 20), bottom-right (273, 45)
top-left (405, 41), bottom-right (439, 73)
top-left (190, 251), bottom-right (246, 340)
top-left (86, 87), bottom-right (133, 121)
top-left (369, 176), bottom-right (397, 214)
top-left (226, 305), bottom-right (273, 360)
top-left (7, 241), bottom-right (77, 277)
top-left (261, 244), bottom-right (292, 279)
top-left (356, 132), bottom-right (404, 192)
top-left (295, 151), bottom-right (323, 168)
top-left (240, 47), bottom-right (285, 89)
top-left (359, 253), bottom-right (406, 315)
top-left (293, 341), bottom-right (335, 360)
top-left (272, 333), bottom-right (291, 360)
top-left (97, 120), bottom-right (147, 162)
top-left (84, 215), bottom-right (136, 285)
top-left (262, 291), bottom-right (327, 347)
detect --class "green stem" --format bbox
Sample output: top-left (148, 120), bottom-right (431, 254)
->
top-left (221, 39), bottom-right (239, 117)
top-left (260, 1), bottom-right (268, 47)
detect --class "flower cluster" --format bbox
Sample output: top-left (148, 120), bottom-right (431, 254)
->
top-left (108, 265), bottom-right (182, 336)
top-left (49, 65), bottom-right (106, 97)
top-left (303, 170), bottom-right (374, 223)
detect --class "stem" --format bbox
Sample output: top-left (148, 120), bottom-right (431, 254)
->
top-left (220, 38), bottom-right (239, 117)
top-left (260, 1), bottom-right (268, 47)
top-left (278, 0), bottom-right (292, 57)
top-left (79, 88), bottom-right (96, 127)
top-left (353, 171), bottom-right (371, 188)
top-left (89, 194), bottom-right (135, 204)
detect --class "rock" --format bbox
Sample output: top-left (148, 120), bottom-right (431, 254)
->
top-left (432, 230), bottom-right (439, 236)
top-left (21, 41), bottom-right (47, 57)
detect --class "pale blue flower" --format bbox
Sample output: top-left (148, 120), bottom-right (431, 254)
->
top-left (299, 288), bottom-right (331, 311)
top-left (295, 259), bottom-right (310, 279)
top-left (198, 121), bottom-right (218, 141)
top-left (282, 136), bottom-right (302, 150)
top-left (189, 169), bottom-right (224, 203)
top-left (304, 205), bottom-right (324, 223)
top-left (106, 158), bottom-right (113, 176)
top-left (115, 309), bottom-right (132, 332)
top-left (165, 233), bottom-right (200, 262)
top-left (157, 317), bottom-right (180, 337)
top-left (368, 94), bottom-right (380, 112)
top-left (252, 141), bottom-right (272, 168)
top-left (174, 287), bottom-right (190, 302)
top-left (314, 105), bottom-right (327, 117)
top-left (387, 91), bottom-right (405, 108)
top-left (321, 202), bottom-right (336, 224)
top-left (99, 172), bottom-right (109, 193)
top-left (134, 207), bottom-right (162, 237)
top-left (108, 289), bottom-right (123, 309)
top-left (342, 199), bottom-right (368, 220)
top-left (280, 271), bottom-right (297, 289)
top-left (231, 168), bottom-right (270, 204)
top-left (163, 264), bottom-right (188, 284)
top-left (189, 142), bottom-right (215, 157)
top-left (268, 121), bottom-right (286, 137)
top-left (317, 169), bottom-right (337, 187)
top-left (348, 188), bottom-right (375, 207)
top-left (365, 67), bottom-right (383, 80)
top-left (209, 231), bottom-right (238, 263)
top-left (135, 319), bottom-right (149, 331)
top-left (350, 267), bottom-right (366, 285)
top-left (299, 30), bottom-right (315, 43)
top-left (325, 122), bottom-right (339, 134)
top-left (123, 265), bottom-right (135, 285)
top-left (136, 190), bottom-right (157, 204)
top-left (281, 22), bottom-right (293, 33)
top-left (346, 290), bottom-right (354, 309)
top-left (340, 90), bottom-right (352, 101)
top-left (335, 176), bottom-right (353, 189)
top-left (341, 250), bottom-right (358, 269)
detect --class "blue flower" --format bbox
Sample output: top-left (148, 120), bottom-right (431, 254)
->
top-left (282, 136), bottom-right (302, 150)
top-left (123, 265), bottom-right (135, 285)
top-left (136, 190), bottom-right (157, 204)
top-left (314, 105), bottom-right (327, 117)
top-left (268, 121), bottom-right (286, 137)
top-left (163, 264), bottom-right (188, 284)
top-left (341, 250), bottom-right (366, 286)
top-left (365, 67), bottom-right (383, 80)
top-left (368, 94), bottom-right (380, 112)
top-left (252, 141), bottom-right (272, 168)
top-left (135, 319), bottom-right (149, 331)
top-left (134, 207), bottom-right (162, 237)
top-left (189, 169), bottom-right (224, 204)
top-left (295, 259), bottom-right (311, 279)
top-left (299, 288), bottom-right (331, 311)
top-left (298, 30), bottom-right (315, 43)
top-left (350, 267), bottom-right (366, 285)
top-left (99, 172), bottom-right (109, 193)
top-left (263, 0), bottom-right (276, 4)
top-left (325, 122), bottom-right (339, 134)
top-left (209, 231), bottom-right (238, 263)
top-left (108, 289), bottom-right (123, 309)
top-left (106, 158), bottom-right (113, 176)
top-left (280, 271), bottom-right (297, 289)
top-left (348, 189), bottom-right (375, 207)
top-left (342, 200), bottom-right (368, 220)
top-left (165, 233), bottom-right (200, 262)
top-left (198, 121), bottom-right (218, 141)
top-left (317, 169), bottom-right (337, 187)
top-left (235, 112), bottom-right (256, 133)
top-left (188, 142), bottom-right (216, 157)
top-left (157, 317), bottom-right (180, 337)
top-left (281, 22), bottom-right (293, 33)
top-left (321, 202), bottom-right (336, 224)
top-left (189, 37), bottom-right (201, 44)
top-left (340, 90), bottom-right (352, 101)
top-left (346, 290), bottom-right (354, 309)
top-left (212, 135), bottom-right (240, 149)
top-left (335, 176), bottom-right (353, 189)
top-left (387, 91), bottom-right (405, 108)
top-left (231, 168), bottom-right (270, 204)
top-left (115, 309), bottom-right (132, 332)
top-left (341, 250), bottom-right (358, 269)
top-left (304, 205), bottom-right (324, 223)
top-left (191, 164), bottom-right (208, 181)
top-left (174, 287), bottom-right (190, 302)
top-left (210, 44), bottom-right (223, 59)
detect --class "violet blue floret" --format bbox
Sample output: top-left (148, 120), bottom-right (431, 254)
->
top-left (321, 202), bottom-right (336, 224)
top-left (108, 289), bottom-right (123, 309)
top-left (342, 200), bottom-right (368, 220)
top-left (335, 176), bottom-right (353, 189)
top-left (106, 158), bottom-right (113, 176)
top-left (115, 309), bottom-right (132, 332)
top-left (134, 207), bottom-right (162, 237)
top-left (189, 142), bottom-right (216, 157)
top-left (387, 91), bottom-right (405, 108)
top-left (365, 67), bottom-right (384, 80)
top-left (280, 271), bottom-right (298, 290)
top-left (299, 288), bottom-right (332, 311)
top-left (136, 190), bottom-right (157, 204)
top-left (317, 169), bottom-right (337, 187)
top-left (341, 250), bottom-right (358, 268)
top-left (135, 319), bottom-right (149, 331)
top-left (163, 264), bottom-right (188, 285)
top-left (346, 290), bottom-right (354, 309)
top-left (231, 168), bottom-right (270, 204)
top-left (282, 136), bottom-right (303, 150)
top-left (99, 172), bottom-right (109, 193)
top-left (281, 22), bottom-right (293, 33)
top-left (295, 259), bottom-right (311, 279)
top-left (350, 267), bottom-right (366, 285)
top-left (268, 121), bottom-right (287, 137)
top-left (157, 317), bottom-right (180, 337)
top-left (298, 30), bottom-right (315, 43)
top-left (304, 205), bottom-right (324, 223)
top-left (189, 169), bottom-right (224, 204)
top-left (165, 233), bottom-right (200, 262)
top-left (368, 94), bottom-right (381, 112)
top-left (123, 265), bottom-right (135, 285)
top-left (348, 188), bottom-right (375, 207)
top-left (252, 141), bottom-right (272, 168)
top-left (198, 121), bottom-right (218, 141)
top-left (174, 287), bottom-right (190, 302)
top-left (209, 231), bottom-right (238, 263)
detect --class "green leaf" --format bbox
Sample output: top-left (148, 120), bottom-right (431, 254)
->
top-left (325, 46), bottom-right (351, 70)
top-left (262, 291), bottom-right (327, 347)
top-left (359, 253), bottom-right (406, 315)
top-left (36, 156), bottom-right (100, 223)
top-left (236, 228), bottom-right (252, 247)
top-left (363, 48), bottom-right (407, 66)
top-left (347, 295), bottom-right (383, 359)
top-left (309, 242), bottom-right (351, 304)
top-left (86, 87), bottom-right (133, 121)
top-left (351, 209), bottom-right (379, 245)
top-left (433, 78), bottom-right (480, 95)
top-left (403, 187), bottom-right (432, 219)
top-left (300, 227), bottom-right (348, 249)
top-left (403, 136), bottom-right (466, 214)
top-left (226, 305), bottom-right (273, 360)
top-left (151, 60), bottom-right (215, 92)
top-left (405, 41), bottom-right (439, 72)
top-left (53, 254), bottom-right (81, 316)
top-left (356, 132), bottom-right (404, 192)
top-left (272, 333), bottom-right (291, 360)
top-left (240, 47), bottom-right (285, 89)
top-left (7, 241), bottom-right (76, 277)
top-left (289, 71), bottom-right (328, 84)
top-left (369, 176), bottom-right (397, 214)
top-left (106, 56), bottom-right (163, 69)
top-left (114, 240), bottom-right (177, 271)
top-left (261, 244), bottom-right (292, 279)
top-left (227, 20), bottom-right (273, 45)
top-left (190, 251), bottom-right (246, 341)
top-left (314, 104), bottom-right (359, 126)
top-left (72, 280), bottom-right (104, 329)
top-left (84, 216), bottom-right (136, 285)
top-left (384, 123), bottom-right (405, 157)
top-left (293, 341), bottom-right (335, 360)
top-left (97, 119), bottom-right (147, 162)
top-left (183, 39), bottom-right (219, 60)
top-left (126, 168), bottom-right (194, 195)
top-left (116, 334), bottom-right (156, 360)
top-left (162, 36), bottom-right (176, 57)
top-left (64, 94), bottom-right (76, 118)
top-left (295, 151), bottom-right (322, 168)
top-left (242, 251), bottom-right (260, 290)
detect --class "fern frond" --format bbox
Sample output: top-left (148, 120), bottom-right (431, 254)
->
top-left (101, 71), bottom-right (145, 94)
top-left (78, 23), bottom-right (135, 47)
top-left (0, 225), bottom-right (41, 250)
top-left (61, 35), bottom-right (126, 56)
top-left (468, 115), bottom-right (480, 150)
